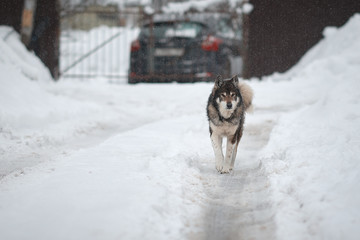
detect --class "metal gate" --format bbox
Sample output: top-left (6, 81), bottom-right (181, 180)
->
top-left (60, 6), bottom-right (143, 82)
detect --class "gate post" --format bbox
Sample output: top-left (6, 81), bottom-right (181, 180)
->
top-left (31, 0), bottom-right (60, 80)
top-left (20, 0), bottom-right (37, 47)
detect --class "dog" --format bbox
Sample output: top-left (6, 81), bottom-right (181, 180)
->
top-left (207, 75), bottom-right (253, 173)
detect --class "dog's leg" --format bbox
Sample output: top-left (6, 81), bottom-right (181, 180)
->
top-left (230, 122), bottom-right (244, 170)
top-left (230, 140), bottom-right (240, 170)
top-left (222, 137), bottom-right (236, 173)
top-left (211, 133), bottom-right (224, 172)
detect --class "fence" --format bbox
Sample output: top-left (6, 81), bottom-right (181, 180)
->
top-left (60, 7), bottom-right (143, 82)
top-left (60, 6), bottom-right (243, 83)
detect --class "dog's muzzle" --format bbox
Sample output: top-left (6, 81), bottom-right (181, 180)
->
top-left (226, 102), bottom-right (232, 109)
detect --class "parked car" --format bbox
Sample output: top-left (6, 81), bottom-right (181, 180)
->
top-left (128, 13), bottom-right (242, 83)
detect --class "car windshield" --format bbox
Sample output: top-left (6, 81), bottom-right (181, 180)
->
top-left (140, 22), bottom-right (204, 39)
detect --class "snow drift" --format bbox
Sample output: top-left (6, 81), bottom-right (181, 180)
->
top-left (0, 27), bottom-right (119, 176)
top-left (261, 14), bottom-right (360, 240)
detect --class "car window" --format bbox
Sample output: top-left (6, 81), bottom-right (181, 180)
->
top-left (141, 22), bottom-right (204, 39)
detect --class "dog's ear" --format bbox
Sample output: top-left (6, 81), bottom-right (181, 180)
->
top-left (215, 75), bottom-right (224, 88)
top-left (231, 75), bottom-right (239, 85)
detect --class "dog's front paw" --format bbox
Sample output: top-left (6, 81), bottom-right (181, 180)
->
top-left (216, 162), bottom-right (223, 172)
top-left (220, 165), bottom-right (231, 174)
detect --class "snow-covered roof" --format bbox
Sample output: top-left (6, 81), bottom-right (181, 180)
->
top-left (162, 0), bottom-right (244, 14)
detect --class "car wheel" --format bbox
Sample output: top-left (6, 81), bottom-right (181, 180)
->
top-left (128, 78), bottom-right (138, 84)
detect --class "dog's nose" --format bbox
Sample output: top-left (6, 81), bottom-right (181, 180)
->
top-left (227, 102), bottom-right (232, 109)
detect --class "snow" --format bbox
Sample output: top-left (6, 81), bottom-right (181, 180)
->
top-left (260, 14), bottom-right (360, 240)
top-left (0, 26), bottom-right (52, 82)
top-left (162, 0), bottom-right (243, 14)
top-left (162, 0), bottom-right (222, 14)
top-left (242, 3), bottom-right (254, 14)
top-left (1, 12), bottom-right (360, 240)
top-left (106, 0), bottom-right (151, 8)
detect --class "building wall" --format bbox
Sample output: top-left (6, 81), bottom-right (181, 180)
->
top-left (0, 0), bottom-right (24, 32)
top-left (243, 0), bottom-right (360, 78)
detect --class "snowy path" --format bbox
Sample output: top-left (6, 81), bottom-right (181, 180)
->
top-left (2, 72), bottom-right (317, 240)
top-left (0, 81), bottom-right (281, 239)
top-left (191, 109), bottom-right (277, 240)
top-left (0, 80), bottom-right (290, 239)
top-left (201, 167), bottom-right (274, 240)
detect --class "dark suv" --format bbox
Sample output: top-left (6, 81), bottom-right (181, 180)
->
top-left (128, 13), bottom-right (242, 83)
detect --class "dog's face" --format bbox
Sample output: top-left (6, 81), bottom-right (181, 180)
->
top-left (217, 90), bottom-right (238, 111)
top-left (213, 75), bottom-right (241, 118)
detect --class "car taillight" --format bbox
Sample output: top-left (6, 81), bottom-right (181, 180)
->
top-left (131, 39), bottom-right (140, 52)
top-left (201, 35), bottom-right (222, 51)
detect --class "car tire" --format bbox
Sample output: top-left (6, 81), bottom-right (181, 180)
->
top-left (128, 78), bottom-right (138, 84)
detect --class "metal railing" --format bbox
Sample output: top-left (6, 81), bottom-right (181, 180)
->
top-left (60, 8), bottom-right (142, 81)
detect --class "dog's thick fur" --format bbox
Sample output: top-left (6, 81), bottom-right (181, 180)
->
top-left (207, 75), bottom-right (253, 173)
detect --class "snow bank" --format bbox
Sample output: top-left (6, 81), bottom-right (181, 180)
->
top-left (261, 14), bottom-right (360, 240)
top-left (0, 26), bottom-right (52, 82)
top-left (162, 0), bottom-right (242, 14)
top-left (0, 26), bottom-right (121, 176)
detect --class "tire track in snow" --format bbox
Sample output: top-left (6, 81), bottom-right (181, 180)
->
top-left (191, 110), bottom-right (277, 240)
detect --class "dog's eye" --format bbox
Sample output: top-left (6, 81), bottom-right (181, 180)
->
top-left (221, 94), bottom-right (226, 98)
top-left (231, 93), bottom-right (235, 97)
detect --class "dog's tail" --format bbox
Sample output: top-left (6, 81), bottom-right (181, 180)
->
top-left (238, 81), bottom-right (254, 113)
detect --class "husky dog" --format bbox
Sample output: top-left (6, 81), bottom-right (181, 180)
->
top-left (207, 75), bottom-right (253, 173)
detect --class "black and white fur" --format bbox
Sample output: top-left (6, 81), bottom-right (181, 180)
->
top-left (207, 75), bottom-right (253, 173)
